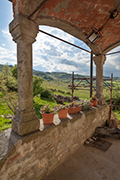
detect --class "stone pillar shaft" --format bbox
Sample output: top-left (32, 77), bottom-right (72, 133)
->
top-left (17, 39), bottom-right (33, 111)
top-left (9, 15), bottom-right (39, 136)
top-left (94, 55), bottom-right (106, 105)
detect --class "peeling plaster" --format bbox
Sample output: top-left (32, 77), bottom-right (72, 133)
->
top-left (53, 0), bottom-right (72, 14)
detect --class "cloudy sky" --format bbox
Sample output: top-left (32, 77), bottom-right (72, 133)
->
top-left (0, 1), bottom-right (120, 77)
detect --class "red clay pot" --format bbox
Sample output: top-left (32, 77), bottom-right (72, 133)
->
top-left (68, 105), bottom-right (82, 115)
top-left (91, 103), bottom-right (93, 108)
top-left (41, 113), bottom-right (55, 125)
top-left (90, 100), bottom-right (98, 107)
top-left (58, 109), bottom-right (68, 119)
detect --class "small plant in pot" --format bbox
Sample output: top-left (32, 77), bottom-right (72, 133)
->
top-left (54, 104), bottom-right (68, 119)
top-left (68, 101), bottom-right (82, 115)
top-left (90, 94), bottom-right (98, 107)
top-left (40, 105), bottom-right (55, 125)
top-left (81, 99), bottom-right (91, 111)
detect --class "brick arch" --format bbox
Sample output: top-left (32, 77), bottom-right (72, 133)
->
top-left (103, 41), bottom-right (120, 54)
top-left (36, 16), bottom-right (102, 55)
top-left (12, 0), bottom-right (120, 55)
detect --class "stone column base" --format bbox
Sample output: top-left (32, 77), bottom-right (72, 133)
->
top-left (12, 109), bottom-right (40, 136)
top-left (98, 97), bottom-right (106, 105)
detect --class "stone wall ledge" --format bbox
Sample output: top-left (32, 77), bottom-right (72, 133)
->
top-left (0, 104), bottom-right (110, 180)
top-left (0, 104), bottom-right (108, 162)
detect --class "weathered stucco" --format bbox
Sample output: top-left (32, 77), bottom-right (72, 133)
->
top-left (0, 105), bottom-right (110, 180)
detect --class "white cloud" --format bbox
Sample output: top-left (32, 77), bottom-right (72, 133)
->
top-left (0, 25), bottom-right (119, 77)
top-left (0, 46), bottom-right (16, 65)
top-left (33, 26), bottom-right (92, 75)
top-left (104, 46), bottom-right (120, 76)
top-left (0, 28), bottom-right (17, 65)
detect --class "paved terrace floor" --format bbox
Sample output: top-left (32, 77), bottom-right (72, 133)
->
top-left (44, 138), bottom-right (120, 180)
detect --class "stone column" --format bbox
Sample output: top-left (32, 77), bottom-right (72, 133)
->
top-left (94, 55), bottom-right (106, 105)
top-left (9, 14), bottom-right (40, 136)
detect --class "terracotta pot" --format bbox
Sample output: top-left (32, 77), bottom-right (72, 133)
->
top-left (41, 113), bottom-right (55, 125)
top-left (58, 108), bottom-right (68, 119)
top-left (91, 103), bottom-right (93, 108)
top-left (90, 100), bottom-right (98, 107)
top-left (68, 105), bottom-right (82, 115)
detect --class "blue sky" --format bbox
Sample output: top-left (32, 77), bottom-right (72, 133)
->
top-left (0, 1), bottom-right (120, 77)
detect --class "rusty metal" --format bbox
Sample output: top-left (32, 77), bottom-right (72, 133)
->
top-left (103, 82), bottom-right (111, 89)
top-left (110, 73), bottom-right (113, 105)
top-left (69, 72), bottom-right (96, 98)
top-left (112, 98), bottom-right (120, 101)
top-left (27, 0), bottom-right (48, 19)
top-left (109, 73), bottom-right (113, 120)
top-left (39, 29), bottom-right (92, 54)
top-left (72, 72), bottom-right (74, 102)
top-left (106, 50), bottom-right (120, 56)
top-left (113, 105), bottom-right (120, 108)
top-left (90, 52), bottom-right (93, 97)
top-left (74, 77), bottom-right (96, 80)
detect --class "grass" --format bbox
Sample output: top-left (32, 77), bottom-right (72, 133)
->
top-left (33, 96), bottom-right (57, 119)
top-left (113, 110), bottom-right (120, 121)
top-left (0, 80), bottom-right (120, 133)
top-left (0, 92), bottom-right (13, 133)
top-left (43, 81), bottom-right (90, 100)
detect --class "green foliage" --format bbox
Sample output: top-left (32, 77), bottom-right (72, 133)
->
top-left (11, 65), bottom-right (17, 79)
top-left (0, 92), bottom-right (14, 133)
top-left (1, 65), bottom-right (18, 91)
top-left (6, 76), bottom-right (18, 91)
top-left (113, 83), bottom-right (120, 99)
top-left (33, 96), bottom-right (56, 119)
top-left (0, 64), bottom-right (4, 72)
top-left (0, 72), bottom-right (7, 94)
top-left (41, 89), bottom-right (53, 99)
top-left (33, 75), bottom-right (43, 97)
top-left (40, 105), bottom-right (54, 114)
top-left (2, 64), bottom-right (11, 78)
top-left (114, 110), bottom-right (120, 120)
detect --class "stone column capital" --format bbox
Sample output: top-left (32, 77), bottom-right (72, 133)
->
top-left (9, 14), bottom-right (39, 43)
top-left (93, 54), bottom-right (106, 66)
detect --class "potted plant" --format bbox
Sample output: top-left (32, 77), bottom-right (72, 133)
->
top-left (90, 94), bottom-right (98, 107)
top-left (39, 105), bottom-right (55, 125)
top-left (81, 99), bottom-right (91, 111)
top-left (54, 104), bottom-right (68, 119)
top-left (68, 101), bottom-right (82, 115)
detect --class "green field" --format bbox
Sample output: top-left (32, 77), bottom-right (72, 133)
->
top-left (0, 79), bottom-right (120, 133)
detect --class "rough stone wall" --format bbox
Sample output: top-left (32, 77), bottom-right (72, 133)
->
top-left (0, 105), bottom-right (110, 180)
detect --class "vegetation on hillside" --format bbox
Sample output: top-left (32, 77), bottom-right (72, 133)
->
top-left (0, 64), bottom-right (120, 133)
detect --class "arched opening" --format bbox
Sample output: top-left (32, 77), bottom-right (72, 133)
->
top-left (104, 46), bottom-right (120, 77)
top-left (33, 25), bottom-right (96, 76)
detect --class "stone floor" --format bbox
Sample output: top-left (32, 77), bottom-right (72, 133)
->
top-left (43, 138), bottom-right (120, 180)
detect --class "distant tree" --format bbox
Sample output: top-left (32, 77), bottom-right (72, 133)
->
top-left (2, 65), bottom-right (18, 91)
top-left (33, 75), bottom-right (43, 97)
top-left (2, 64), bottom-right (11, 80)
top-left (0, 72), bottom-right (7, 94)
top-left (11, 65), bottom-right (17, 79)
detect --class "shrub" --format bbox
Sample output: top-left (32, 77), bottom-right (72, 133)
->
top-left (41, 89), bottom-right (52, 99)
top-left (33, 75), bottom-right (43, 97)
top-left (11, 65), bottom-right (17, 79)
